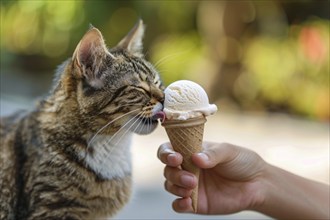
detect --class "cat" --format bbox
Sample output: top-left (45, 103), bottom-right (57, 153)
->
top-left (0, 19), bottom-right (164, 220)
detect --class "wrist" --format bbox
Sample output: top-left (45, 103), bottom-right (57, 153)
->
top-left (251, 163), bottom-right (279, 212)
top-left (250, 162), bottom-right (293, 219)
top-left (252, 162), bottom-right (330, 219)
top-left (247, 162), bottom-right (272, 212)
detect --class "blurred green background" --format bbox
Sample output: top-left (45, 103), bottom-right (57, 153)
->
top-left (0, 2), bottom-right (329, 219)
top-left (1, 0), bottom-right (329, 121)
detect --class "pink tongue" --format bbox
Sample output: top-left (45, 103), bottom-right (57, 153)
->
top-left (153, 111), bottom-right (166, 123)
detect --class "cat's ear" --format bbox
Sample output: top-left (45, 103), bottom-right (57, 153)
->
top-left (116, 19), bottom-right (145, 56)
top-left (72, 27), bottom-right (113, 88)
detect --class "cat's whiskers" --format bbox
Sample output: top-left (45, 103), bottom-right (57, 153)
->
top-left (87, 113), bottom-right (139, 165)
top-left (155, 67), bottom-right (174, 75)
top-left (106, 109), bottom-right (150, 149)
top-left (88, 103), bottom-right (158, 169)
top-left (137, 117), bottom-right (146, 134)
top-left (147, 114), bottom-right (150, 135)
top-left (97, 111), bottom-right (147, 164)
top-left (88, 108), bottom-right (141, 148)
top-left (137, 113), bottom-right (148, 134)
top-left (100, 111), bottom-right (144, 151)
top-left (81, 112), bottom-right (145, 180)
top-left (133, 113), bottom-right (146, 134)
top-left (111, 111), bottom-right (146, 147)
top-left (92, 103), bottom-right (154, 151)
top-left (153, 50), bottom-right (191, 69)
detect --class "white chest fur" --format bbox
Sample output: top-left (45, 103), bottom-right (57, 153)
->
top-left (82, 133), bottom-right (132, 180)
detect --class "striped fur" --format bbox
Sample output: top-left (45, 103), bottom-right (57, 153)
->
top-left (0, 20), bottom-right (164, 219)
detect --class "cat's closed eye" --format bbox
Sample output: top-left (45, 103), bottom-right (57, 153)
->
top-left (70, 23), bottom-right (164, 137)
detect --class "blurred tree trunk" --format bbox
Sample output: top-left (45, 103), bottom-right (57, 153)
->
top-left (198, 1), bottom-right (257, 103)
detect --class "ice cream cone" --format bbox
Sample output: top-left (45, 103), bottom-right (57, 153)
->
top-left (162, 116), bottom-right (206, 213)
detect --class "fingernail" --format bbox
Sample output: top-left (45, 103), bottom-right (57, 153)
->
top-left (178, 199), bottom-right (186, 208)
top-left (178, 198), bottom-right (189, 209)
top-left (164, 148), bottom-right (176, 154)
top-left (167, 153), bottom-right (177, 164)
top-left (181, 175), bottom-right (194, 187)
top-left (197, 152), bottom-right (209, 161)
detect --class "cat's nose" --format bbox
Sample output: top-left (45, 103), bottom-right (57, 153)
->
top-left (151, 101), bottom-right (162, 111)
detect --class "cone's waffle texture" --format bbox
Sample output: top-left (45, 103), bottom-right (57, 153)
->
top-left (162, 116), bottom-right (206, 213)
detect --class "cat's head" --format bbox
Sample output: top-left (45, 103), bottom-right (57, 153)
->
top-left (56, 20), bottom-right (164, 136)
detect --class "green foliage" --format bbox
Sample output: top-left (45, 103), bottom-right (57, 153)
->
top-left (0, 1), bottom-right (329, 120)
top-left (1, 1), bottom-right (84, 57)
top-left (241, 19), bottom-right (329, 119)
top-left (150, 32), bottom-right (203, 86)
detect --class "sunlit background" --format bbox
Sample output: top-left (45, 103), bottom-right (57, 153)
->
top-left (1, 1), bottom-right (329, 219)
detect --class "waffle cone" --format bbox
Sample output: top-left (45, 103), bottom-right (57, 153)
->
top-left (162, 116), bottom-right (206, 212)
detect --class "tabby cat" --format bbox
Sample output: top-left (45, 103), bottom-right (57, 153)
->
top-left (0, 20), bottom-right (164, 219)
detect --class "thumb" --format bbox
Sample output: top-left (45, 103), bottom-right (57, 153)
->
top-left (192, 142), bottom-right (239, 169)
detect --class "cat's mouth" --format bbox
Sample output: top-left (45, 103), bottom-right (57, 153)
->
top-left (152, 111), bottom-right (166, 123)
top-left (140, 111), bottom-right (165, 125)
top-left (129, 103), bottom-right (164, 135)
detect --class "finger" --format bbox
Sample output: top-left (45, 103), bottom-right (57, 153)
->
top-left (172, 197), bottom-right (194, 213)
top-left (164, 180), bottom-right (193, 198)
top-left (192, 142), bottom-right (239, 169)
top-left (163, 166), bottom-right (197, 189)
top-left (157, 142), bottom-right (183, 167)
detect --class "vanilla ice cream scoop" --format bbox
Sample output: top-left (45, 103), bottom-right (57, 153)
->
top-left (163, 80), bottom-right (217, 120)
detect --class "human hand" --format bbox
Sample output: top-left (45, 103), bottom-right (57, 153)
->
top-left (157, 142), bottom-right (267, 214)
